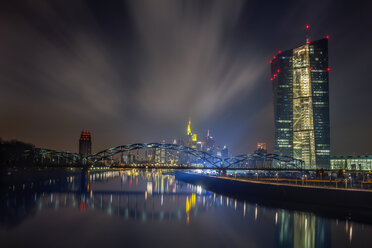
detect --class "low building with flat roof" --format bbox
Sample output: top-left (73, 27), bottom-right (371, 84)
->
top-left (330, 155), bottom-right (372, 170)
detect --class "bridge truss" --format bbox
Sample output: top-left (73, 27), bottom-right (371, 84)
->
top-left (224, 153), bottom-right (304, 170)
top-left (87, 143), bottom-right (304, 170)
top-left (23, 148), bottom-right (83, 166)
top-left (87, 143), bottom-right (223, 168)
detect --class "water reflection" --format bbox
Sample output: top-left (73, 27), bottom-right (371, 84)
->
top-left (276, 210), bottom-right (331, 247)
top-left (0, 168), bottom-right (370, 247)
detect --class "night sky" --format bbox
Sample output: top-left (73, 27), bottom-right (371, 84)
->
top-left (1, 0), bottom-right (371, 155)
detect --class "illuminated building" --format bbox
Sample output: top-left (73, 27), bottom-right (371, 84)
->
top-left (204, 129), bottom-right (216, 154)
top-left (185, 120), bottom-right (197, 164)
top-left (187, 120), bottom-right (192, 136)
top-left (255, 143), bottom-right (267, 154)
top-left (169, 139), bottom-right (179, 165)
top-left (183, 120), bottom-right (227, 162)
top-left (216, 145), bottom-right (226, 157)
top-left (186, 120), bottom-right (197, 149)
top-left (271, 27), bottom-right (330, 168)
top-left (330, 155), bottom-right (372, 170)
top-left (155, 148), bottom-right (166, 163)
top-left (155, 140), bottom-right (167, 163)
top-left (221, 145), bottom-right (228, 158)
top-left (253, 143), bottom-right (267, 168)
top-left (196, 141), bottom-right (203, 151)
top-left (177, 138), bottom-right (188, 164)
top-left (79, 131), bottom-right (91, 157)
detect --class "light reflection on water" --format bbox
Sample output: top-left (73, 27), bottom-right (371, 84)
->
top-left (0, 168), bottom-right (371, 247)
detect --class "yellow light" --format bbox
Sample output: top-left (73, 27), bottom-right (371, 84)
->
top-left (186, 198), bottom-right (190, 213)
top-left (192, 134), bottom-right (197, 142)
top-left (191, 193), bottom-right (196, 208)
top-left (187, 120), bottom-right (192, 135)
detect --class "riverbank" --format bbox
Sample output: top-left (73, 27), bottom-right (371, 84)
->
top-left (175, 172), bottom-right (372, 223)
top-left (0, 167), bottom-right (113, 194)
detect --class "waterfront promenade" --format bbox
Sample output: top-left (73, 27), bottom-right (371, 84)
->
top-left (175, 172), bottom-right (372, 223)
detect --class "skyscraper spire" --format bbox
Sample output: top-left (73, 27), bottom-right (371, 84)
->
top-left (306, 24), bottom-right (310, 44)
top-left (187, 120), bottom-right (192, 136)
top-left (207, 129), bottom-right (210, 137)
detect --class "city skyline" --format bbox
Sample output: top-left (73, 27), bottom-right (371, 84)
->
top-left (0, 1), bottom-right (371, 156)
top-left (2, 2), bottom-right (372, 248)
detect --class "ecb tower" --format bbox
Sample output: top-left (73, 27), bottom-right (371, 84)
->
top-left (271, 27), bottom-right (330, 169)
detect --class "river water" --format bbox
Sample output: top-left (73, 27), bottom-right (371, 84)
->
top-left (0, 168), bottom-right (371, 247)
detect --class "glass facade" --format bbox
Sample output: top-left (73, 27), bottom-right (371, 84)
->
top-left (272, 50), bottom-right (293, 159)
top-left (330, 156), bottom-right (372, 170)
top-left (292, 44), bottom-right (316, 167)
top-left (271, 39), bottom-right (330, 169)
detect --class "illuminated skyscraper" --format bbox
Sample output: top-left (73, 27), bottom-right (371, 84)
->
top-left (271, 28), bottom-right (330, 168)
top-left (186, 120), bottom-right (197, 149)
top-left (79, 131), bottom-right (92, 157)
top-left (204, 129), bottom-right (216, 154)
top-left (221, 145), bottom-right (228, 158)
top-left (187, 120), bottom-right (192, 136)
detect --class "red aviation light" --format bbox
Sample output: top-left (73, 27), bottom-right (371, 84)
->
top-left (273, 56), bottom-right (277, 59)
top-left (273, 74), bottom-right (277, 78)
top-left (327, 67), bottom-right (331, 71)
top-left (306, 25), bottom-right (310, 29)
top-left (269, 60), bottom-right (272, 64)
top-left (277, 69), bottom-right (280, 73)
top-left (270, 77), bottom-right (273, 81)
top-left (278, 50), bottom-right (282, 54)
top-left (307, 40), bottom-right (311, 44)
top-left (309, 67), bottom-right (313, 71)
top-left (326, 35), bottom-right (330, 39)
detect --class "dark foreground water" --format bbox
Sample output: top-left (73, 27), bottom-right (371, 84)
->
top-left (1, 168), bottom-right (371, 248)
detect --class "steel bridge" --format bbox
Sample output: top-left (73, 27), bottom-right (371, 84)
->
top-left (23, 148), bottom-right (82, 166)
top-left (86, 143), bottom-right (304, 170)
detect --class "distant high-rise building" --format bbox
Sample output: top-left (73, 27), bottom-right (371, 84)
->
top-left (168, 139), bottom-right (179, 165)
top-left (154, 148), bottom-right (162, 163)
top-left (255, 143), bottom-right (267, 154)
top-left (271, 28), bottom-right (330, 168)
top-left (186, 120), bottom-right (197, 149)
top-left (196, 141), bottom-right (203, 151)
top-left (221, 145), bottom-right (228, 158)
top-left (187, 120), bottom-right (192, 136)
top-left (79, 131), bottom-right (92, 157)
top-left (204, 129), bottom-right (216, 155)
top-left (155, 140), bottom-right (168, 163)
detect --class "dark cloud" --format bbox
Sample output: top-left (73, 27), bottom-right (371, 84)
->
top-left (0, 0), bottom-right (371, 155)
